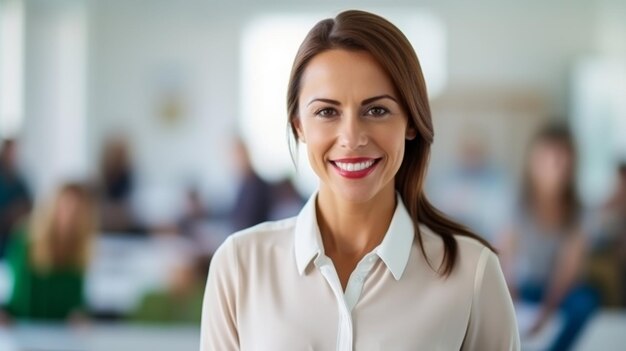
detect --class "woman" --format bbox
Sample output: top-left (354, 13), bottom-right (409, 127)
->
top-left (499, 124), bottom-right (599, 351)
top-left (2, 182), bottom-right (97, 322)
top-left (201, 10), bottom-right (519, 350)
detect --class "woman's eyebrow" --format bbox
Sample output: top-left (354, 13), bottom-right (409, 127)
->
top-left (306, 94), bottom-right (398, 107)
top-left (361, 94), bottom-right (398, 105)
top-left (306, 98), bottom-right (340, 107)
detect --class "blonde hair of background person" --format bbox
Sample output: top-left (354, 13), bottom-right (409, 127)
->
top-left (30, 183), bottom-right (97, 272)
top-left (201, 10), bottom-right (520, 351)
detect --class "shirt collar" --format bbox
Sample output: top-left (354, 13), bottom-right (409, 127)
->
top-left (294, 191), bottom-right (415, 280)
top-left (294, 192), bottom-right (324, 275)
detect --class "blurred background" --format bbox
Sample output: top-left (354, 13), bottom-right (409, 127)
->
top-left (0, 0), bottom-right (625, 350)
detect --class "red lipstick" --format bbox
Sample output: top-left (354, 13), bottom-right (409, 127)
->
top-left (330, 157), bottom-right (380, 179)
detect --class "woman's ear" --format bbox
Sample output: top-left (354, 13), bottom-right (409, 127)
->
top-left (293, 117), bottom-right (306, 143)
top-left (405, 124), bottom-right (417, 141)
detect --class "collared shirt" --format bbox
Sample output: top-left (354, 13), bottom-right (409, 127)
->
top-left (200, 192), bottom-right (520, 350)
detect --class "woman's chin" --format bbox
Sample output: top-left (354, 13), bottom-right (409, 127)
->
top-left (325, 183), bottom-right (385, 205)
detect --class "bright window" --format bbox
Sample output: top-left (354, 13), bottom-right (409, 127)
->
top-left (0, 0), bottom-right (25, 137)
top-left (572, 57), bottom-right (626, 205)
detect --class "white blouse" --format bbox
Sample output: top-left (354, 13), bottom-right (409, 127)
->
top-left (200, 192), bottom-right (520, 350)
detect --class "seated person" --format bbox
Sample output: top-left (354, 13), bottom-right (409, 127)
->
top-left (499, 124), bottom-right (599, 351)
top-left (1, 182), bottom-right (96, 322)
top-left (132, 255), bottom-right (206, 324)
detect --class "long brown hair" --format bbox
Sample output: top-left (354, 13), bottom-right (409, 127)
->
top-left (30, 182), bottom-right (97, 272)
top-left (287, 10), bottom-right (493, 276)
top-left (520, 123), bottom-right (581, 230)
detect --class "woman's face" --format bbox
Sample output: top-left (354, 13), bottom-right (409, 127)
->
top-left (54, 192), bottom-right (80, 237)
top-left (529, 140), bottom-right (572, 195)
top-left (294, 49), bottom-right (415, 203)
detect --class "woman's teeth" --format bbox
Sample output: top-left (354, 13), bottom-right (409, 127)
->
top-left (334, 159), bottom-right (375, 172)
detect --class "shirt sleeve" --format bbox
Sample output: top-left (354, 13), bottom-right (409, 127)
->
top-left (462, 247), bottom-right (521, 351)
top-left (200, 236), bottom-right (240, 351)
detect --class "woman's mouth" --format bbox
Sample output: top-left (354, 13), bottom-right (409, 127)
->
top-left (330, 157), bottom-right (381, 179)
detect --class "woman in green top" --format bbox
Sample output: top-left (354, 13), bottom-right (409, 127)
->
top-left (2, 182), bottom-right (96, 321)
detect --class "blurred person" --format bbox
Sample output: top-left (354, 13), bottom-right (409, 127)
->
top-left (604, 162), bottom-right (626, 211)
top-left (1, 182), bottom-right (96, 322)
top-left (267, 178), bottom-right (304, 220)
top-left (428, 133), bottom-right (513, 244)
top-left (177, 184), bottom-right (220, 253)
top-left (499, 123), bottom-right (599, 350)
top-left (132, 255), bottom-right (207, 324)
top-left (229, 137), bottom-right (272, 232)
top-left (0, 138), bottom-right (32, 258)
top-left (98, 136), bottom-right (143, 234)
top-left (587, 162), bottom-right (626, 306)
top-left (609, 163), bottom-right (626, 306)
top-left (201, 10), bottom-right (519, 350)
top-left (175, 184), bottom-right (234, 257)
top-left (178, 185), bottom-right (211, 238)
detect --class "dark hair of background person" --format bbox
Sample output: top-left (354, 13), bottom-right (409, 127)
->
top-left (0, 138), bottom-right (32, 258)
top-left (520, 122), bottom-right (581, 230)
top-left (286, 10), bottom-right (494, 276)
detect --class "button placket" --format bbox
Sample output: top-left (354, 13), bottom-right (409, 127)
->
top-left (344, 255), bottom-right (377, 312)
top-left (316, 255), bottom-right (354, 351)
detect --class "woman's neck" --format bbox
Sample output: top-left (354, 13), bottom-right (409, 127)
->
top-left (316, 185), bottom-right (396, 258)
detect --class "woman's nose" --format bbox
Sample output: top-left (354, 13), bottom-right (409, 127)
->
top-left (338, 112), bottom-right (368, 150)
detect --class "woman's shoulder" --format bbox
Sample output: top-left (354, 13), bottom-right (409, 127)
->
top-left (230, 216), bottom-right (297, 243)
top-left (417, 224), bottom-right (496, 273)
top-left (213, 217), bottom-right (298, 258)
top-left (419, 223), bottom-right (490, 252)
top-left (208, 217), bottom-right (299, 280)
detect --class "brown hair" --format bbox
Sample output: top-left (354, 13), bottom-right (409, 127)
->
top-left (520, 122), bottom-right (581, 229)
top-left (30, 182), bottom-right (97, 272)
top-left (286, 10), bottom-right (493, 275)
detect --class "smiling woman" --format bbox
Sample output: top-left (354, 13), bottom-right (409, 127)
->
top-left (201, 10), bottom-right (520, 351)
top-left (293, 49), bottom-right (414, 212)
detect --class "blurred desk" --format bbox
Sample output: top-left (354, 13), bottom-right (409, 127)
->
top-left (0, 323), bottom-right (199, 351)
top-left (574, 309), bottom-right (626, 351)
top-left (85, 234), bottom-right (187, 315)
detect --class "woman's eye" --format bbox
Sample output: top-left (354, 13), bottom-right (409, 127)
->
top-left (366, 106), bottom-right (389, 117)
top-left (315, 108), bottom-right (337, 118)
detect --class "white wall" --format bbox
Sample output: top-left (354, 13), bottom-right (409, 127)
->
top-left (571, 1), bottom-right (626, 205)
top-left (22, 0), bottom-right (88, 200)
top-left (0, 0), bottom-right (25, 137)
top-left (87, 1), bottom-right (244, 222)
